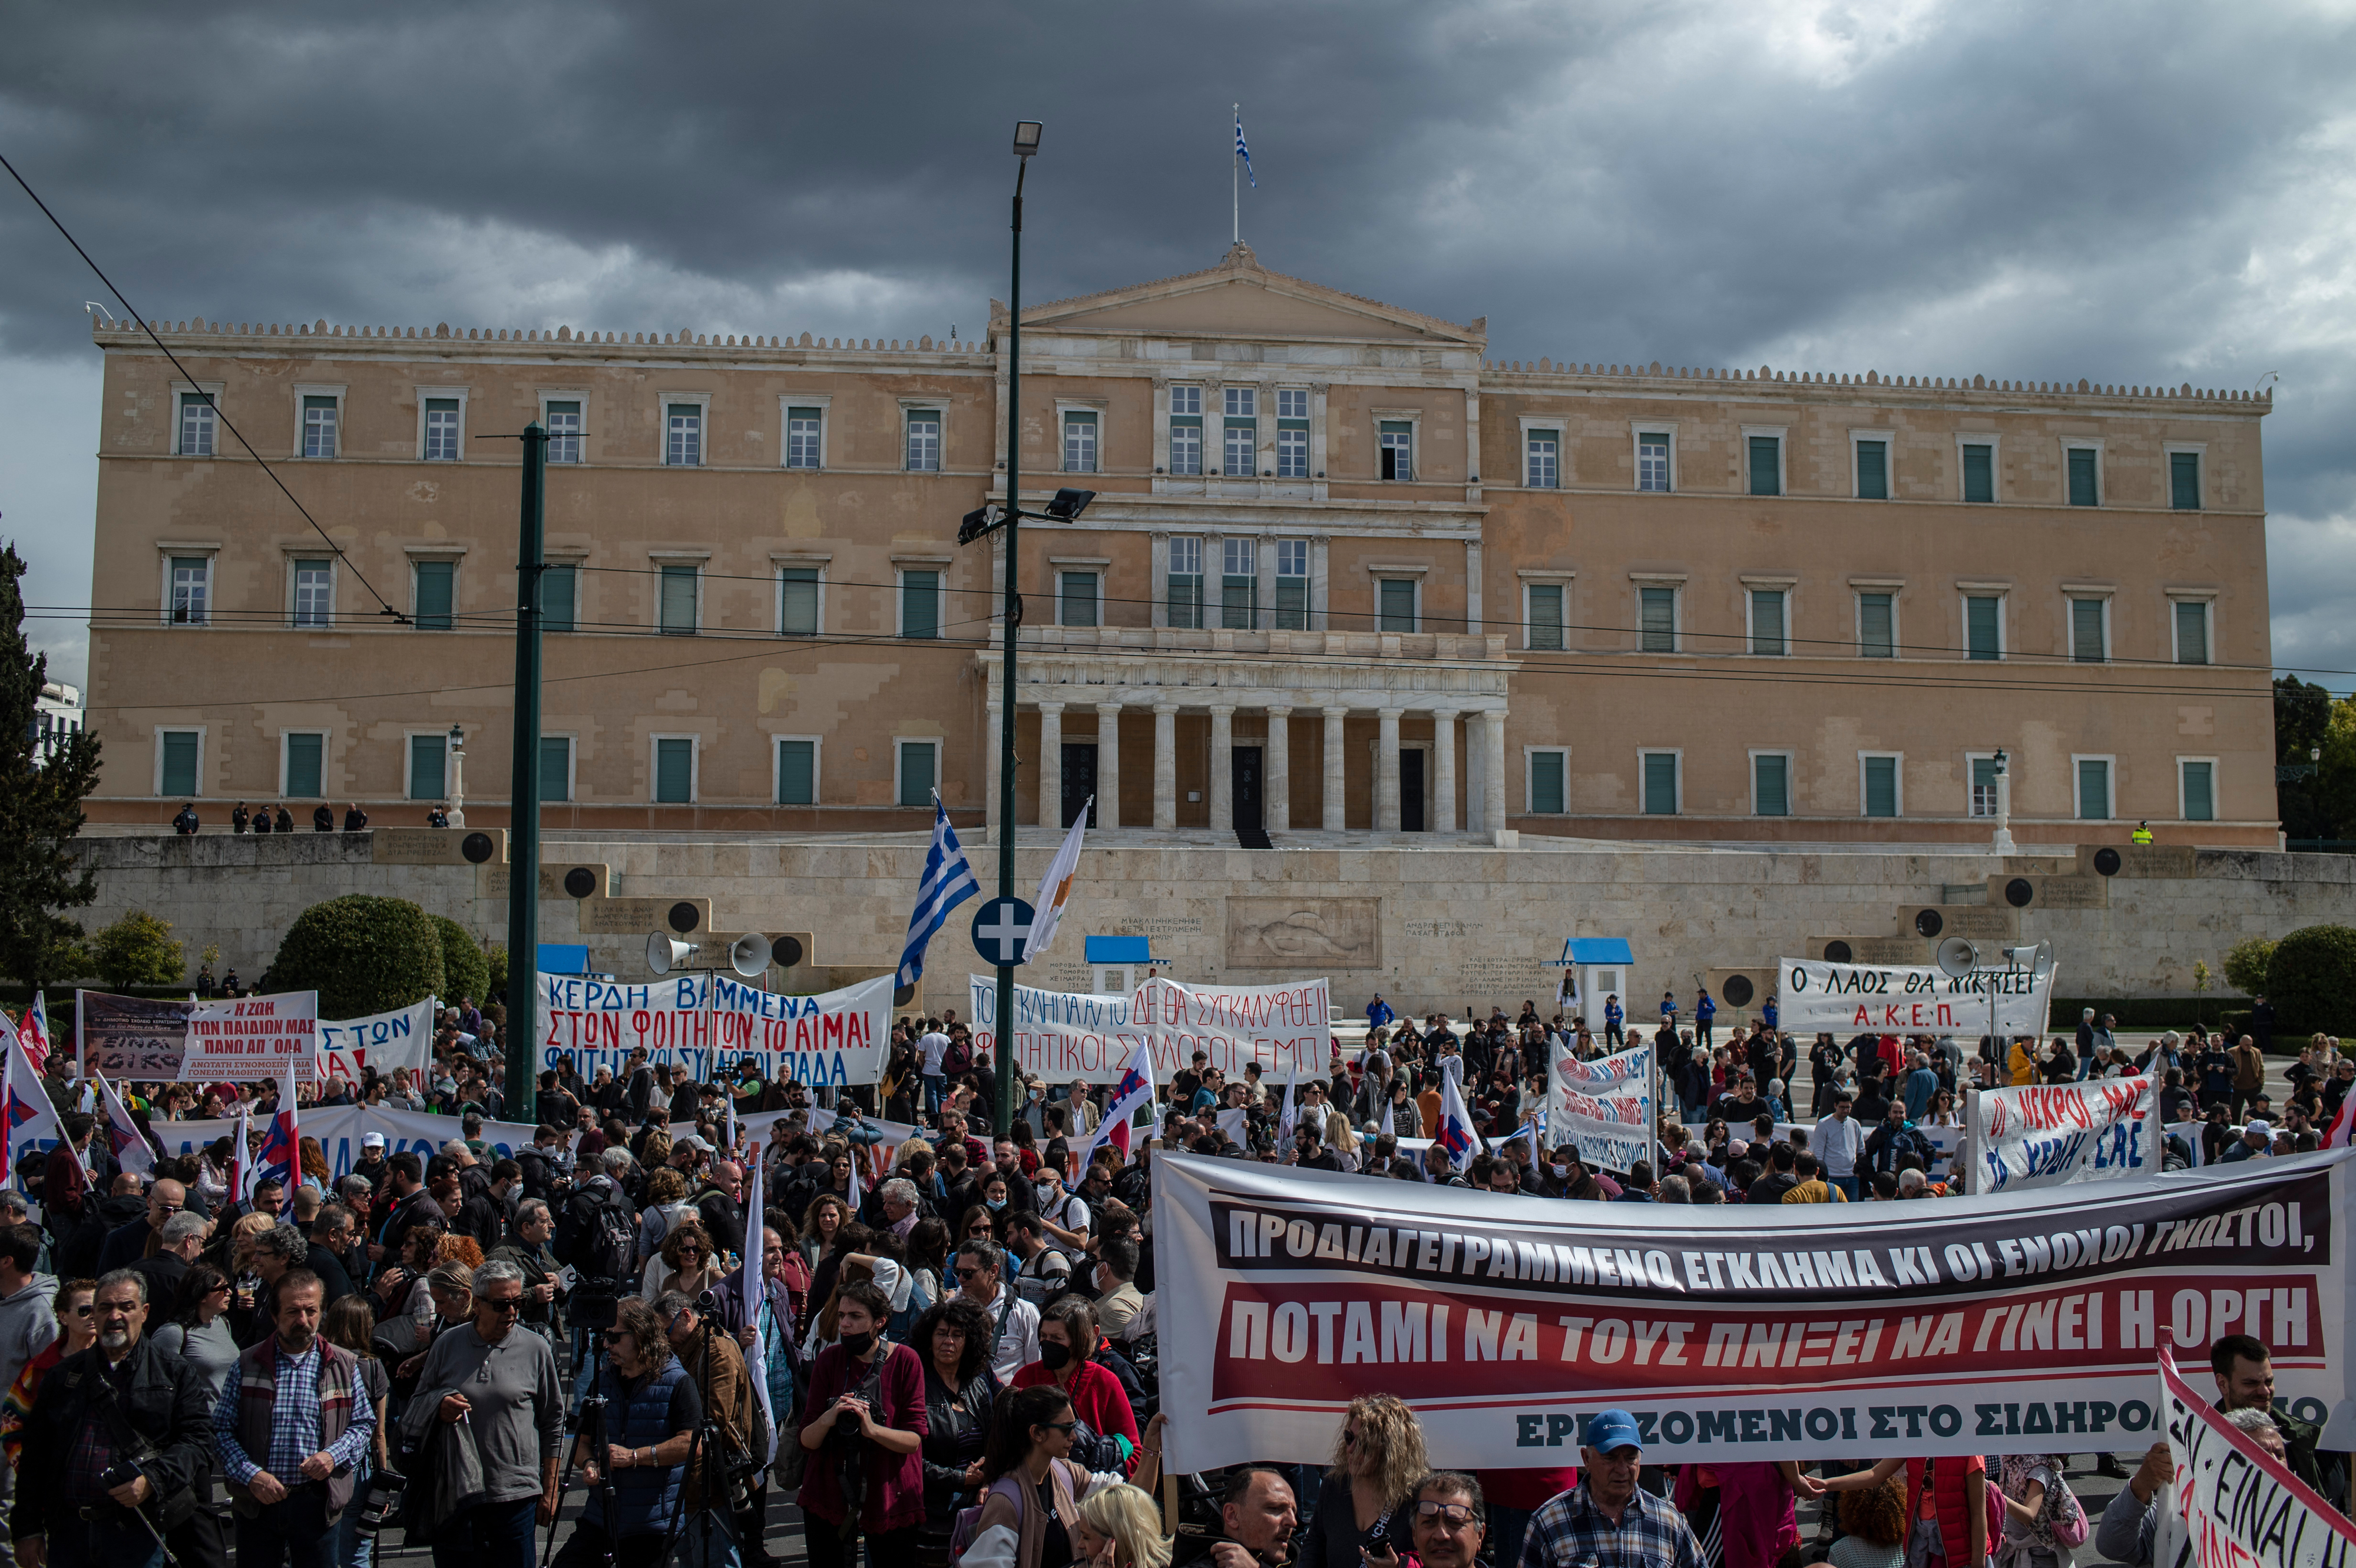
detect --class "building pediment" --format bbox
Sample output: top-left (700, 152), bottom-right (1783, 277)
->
top-left (998, 243), bottom-right (1485, 347)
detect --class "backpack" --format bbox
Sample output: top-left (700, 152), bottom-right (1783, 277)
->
top-left (573, 1185), bottom-right (637, 1296)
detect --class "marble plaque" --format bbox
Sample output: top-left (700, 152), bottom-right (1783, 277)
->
top-left (371, 828), bottom-right (504, 866)
top-left (1226, 897), bottom-right (1381, 970)
top-left (1989, 875), bottom-right (2110, 910)
top-left (577, 896), bottom-right (713, 936)
top-left (481, 863), bottom-right (608, 898)
top-left (2077, 845), bottom-right (2196, 878)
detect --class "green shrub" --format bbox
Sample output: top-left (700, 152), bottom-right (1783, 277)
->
top-left (269, 895), bottom-right (446, 1019)
top-left (2265, 925), bottom-right (2356, 1036)
top-left (484, 942), bottom-right (509, 1002)
top-left (89, 910), bottom-right (184, 992)
top-left (2222, 936), bottom-right (2276, 998)
top-left (431, 915), bottom-right (489, 1007)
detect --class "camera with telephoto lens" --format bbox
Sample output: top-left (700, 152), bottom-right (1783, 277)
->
top-left (97, 1459), bottom-right (145, 1494)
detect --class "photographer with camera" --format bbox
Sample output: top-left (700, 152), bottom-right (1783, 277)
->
top-left (653, 1291), bottom-right (754, 1560)
top-left (555, 1298), bottom-right (697, 1568)
top-left (798, 1281), bottom-right (927, 1568)
top-left (9, 1268), bottom-right (211, 1568)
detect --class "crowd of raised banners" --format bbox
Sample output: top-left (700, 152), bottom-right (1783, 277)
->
top-left (968, 973), bottom-right (1333, 1083)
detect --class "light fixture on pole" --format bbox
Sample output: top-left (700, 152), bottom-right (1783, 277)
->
top-left (446, 722), bottom-right (468, 828)
top-left (1989, 746), bottom-right (2014, 854)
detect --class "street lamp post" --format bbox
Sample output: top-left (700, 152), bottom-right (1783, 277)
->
top-left (446, 723), bottom-right (467, 828)
top-left (993, 120), bottom-right (1042, 1142)
top-left (1990, 746), bottom-right (2015, 854)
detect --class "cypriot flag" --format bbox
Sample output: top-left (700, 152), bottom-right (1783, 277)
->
top-left (1025, 801), bottom-right (1091, 962)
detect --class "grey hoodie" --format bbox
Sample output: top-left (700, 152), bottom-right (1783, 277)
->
top-left (0, 1274), bottom-right (59, 1394)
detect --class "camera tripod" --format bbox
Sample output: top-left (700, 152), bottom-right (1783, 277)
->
top-left (657, 1291), bottom-right (742, 1568)
top-left (541, 1390), bottom-right (613, 1568)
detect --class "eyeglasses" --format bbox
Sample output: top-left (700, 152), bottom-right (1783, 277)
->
top-left (1036, 1420), bottom-right (1078, 1435)
top-left (603, 1331), bottom-right (633, 1345)
top-left (207, 1283), bottom-right (233, 1296)
top-left (954, 1266), bottom-right (984, 1281)
top-left (1412, 1502), bottom-right (1481, 1527)
top-left (484, 1296), bottom-right (523, 1316)
top-left (67, 1304), bottom-right (92, 1317)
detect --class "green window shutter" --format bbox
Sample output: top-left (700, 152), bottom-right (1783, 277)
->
top-left (660, 565), bottom-right (699, 634)
top-left (1963, 444), bottom-right (1994, 503)
top-left (1754, 755), bottom-right (1788, 816)
top-left (2071, 598), bottom-right (2105, 663)
top-left (655, 737), bottom-right (694, 803)
top-left (408, 734), bottom-right (445, 801)
top-left (1530, 752), bottom-right (1566, 815)
top-left (777, 739), bottom-right (816, 805)
top-left (1527, 584), bottom-right (1563, 650)
top-left (1863, 756), bottom-right (1898, 818)
top-left (1166, 576), bottom-right (1202, 629)
top-left (1855, 440), bottom-right (1887, 500)
top-left (1640, 587), bottom-right (1676, 653)
top-left (2175, 600), bottom-right (2208, 665)
top-left (1750, 589), bottom-right (1785, 656)
top-left (779, 568), bottom-right (820, 636)
top-left (1378, 579), bottom-right (1416, 632)
top-left (1274, 577), bottom-right (1308, 630)
top-left (898, 742), bottom-right (936, 807)
top-left (901, 570), bottom-right (939, 639)
top-left (1965, 596), bottom-right (2000, 660)
top-left (1971, 757), bottom-right (2000, 816)
top-left (1642, 753), bottom-right (1679, 815)
top-left (1060, 572), bottom-right (1098, 628)
top-left (2182, 762), bottom-right (2213, 822)
top-left (414, 561), bottom-right (454, 630)
top-left (2067, 448), bottom-right (2099, 506)
top-left (1748, 436), bottom-right (1781, 497)
top-left (2171, 451), bottom-right (2201, 510)
top-left (539, 564), bottom-right (576, 633)
top-left (1859, 593), bottom-right (1894, 658)
top-left (538, 736), bottom-right (571, 802)
top-left (284, 733), bottom-right (323, 798)
top-left (1221, 575), bottom-right (1256, 630)
top-left (2077, 758), bottom-right (2110, 821)
top-left (160, 732), bottom-right (201, 798)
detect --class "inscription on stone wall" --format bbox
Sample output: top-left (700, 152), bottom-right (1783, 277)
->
top-left (1990, 875), bottom-right (2110, 910)
top-left (1445, 957), bottom-right (1553, 1002)
top-left (1108, 916), bottom-right (1205, 938)
top-left (482, 863), bottom-right (610, 899)
top-left (2077, 845), bottom-right (2197, 878)
top-left (372, 828), bottom-right (504, 867)
top-left (577, 896), bottom-right (713, 936)
top-left (1226, 897), bottom-right (1381, 969)
top-left (1403, 919), bottom-right (1473, 940)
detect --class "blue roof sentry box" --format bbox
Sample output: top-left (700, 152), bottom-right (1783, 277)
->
top-left (1562, 937), bottom-right (1634, 966)
top-left (538, 943), bottom-right (590, 975)
top-left (1084, 935), bottom-right (1153, 964)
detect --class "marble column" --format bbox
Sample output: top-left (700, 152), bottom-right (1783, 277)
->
top-left (1207, 704), bottom-right (1235, 833)
top-left (1094, 702), bottom-right (1122, 829)
top-left (1264, 706), bottom-right (1292, 832)
top-left (1376, 708), bottom-right (1403, 833)
top-left (1152, 703), bottom-right (1178, 830)
top-left (1036, 702), bottom-right (1064, 828)
top-left (1321, 706), bottom-right (1348, 830)
top-left (984, 699), bottom-right (1002, 843)
top-left (1483, 709), bottom-right (1508, 833)
top-left (1432, 709), bottom-right (1459, 834)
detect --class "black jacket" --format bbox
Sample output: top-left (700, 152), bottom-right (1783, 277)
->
top-left (11, 1337), bottom-right (212, 1540)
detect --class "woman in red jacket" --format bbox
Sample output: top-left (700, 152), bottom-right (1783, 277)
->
top-left (1010, 1297), bottom-right (1140, 1471)
top-left (800, 1280), bottom-right (931, 1568)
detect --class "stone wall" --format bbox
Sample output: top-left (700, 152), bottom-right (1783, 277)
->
top-left (63, 831), bottom-right (2356, 1018)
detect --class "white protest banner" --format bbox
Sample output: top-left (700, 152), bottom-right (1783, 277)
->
top-left (735, 1106), bottom-right (916, 1181)
top-left (1547, 1042), bottom-right (1654, 1174)
top-left (969, 974), bottom-right (1329, 1084)
top-left (181, 993), bottom-right (320, 1082)
top-left (78, 990), bottom-right (196, 1079)
top-left (1970, 1076), bottom-right (2158, 1193)
top-left (318, 998), bottom-right (437, 1087)
top-left (1777, 957), bottom-right (2060, 1037)
top-left (1150, 1147), bottom-right (2356, 1473)
top-left (536, 971), bottom-right (894, 1086)
top-left (2154, 1344), bottom-right (2356, 1568)
top-left (149, 1104), bottom-right (543, 1178)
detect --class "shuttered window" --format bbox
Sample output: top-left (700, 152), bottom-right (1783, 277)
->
top-left (2077, 758), bottom-right (2111, 821)
top-left (659, 566), bottom-right (699, 635)
top-left (1748, 436), bottom-right (1781, 497)
top-left (413, 561), bottom-right (454, 631)
top-left (1640, 587), bottom-right (1676, 653)
top-left (1858, 593), bottom-right (1894, 659)
top-left (1529, 750), bottom-right (1566, 815)
top-left (777, 740), bottom-right (816, 805)
top-left (2071, 598), bottom-right (2106, 663)
top-left (541, 564), bottom-right (577, 633)
top-left (2067, 448), bottom-right (2099, 506)
top-left (408, 733), bottom-right (446, 800)
top-left (1378, 578), bottom-right (1417, 633)
top-left (898, 742), bottom-right (936, 808)
top-left (655, 738), bottom-right (694, 803)
top-left (1167, 537), bottom-right (1203, 628)
top-left (2175, 601), bottom-right (2208, 665)
top-left (160, 731), bottom-right (201, 798)
top-left (2171, 451), bottom-right (2201, 510)
top-left (901, 571), bottom-right (940, 639)
top-left (1526, 584), bottom-right (1564, 650)
top-left (284, 733), bottom-right (324, 798)
top-left (1754, 754), bottom-right (1789, 816)
top-left (1169, 385), bottom-right (1203, 476)
top-left (1059, 571), bottom-right (1098, 628)
top-left (1971, 757), bottom-right (2000, 818)
top-left (1750, 589), bottom-right (1786, 656)
top-left (1855, 441), bottom-right (1887, 499)
top-left (2182, 761), bottom-right (2213, 822)
top-left (1275, 538), bottom-right (1309, 630)
top-left (1642, 753), bottom-right (1679, 815)
top-left (1963, 444), bottom-right (1994, 503)
top-left (779, 569), bottom-right (820, 636)
top-left (540, 736), bottom-right (571, 803)
top-left (1221, 538), bottom-right (1256, 630)
top-left (1862, 756), bottom-right (1898, 818)
top-left (1965, 596), bottom-right (2001, 660)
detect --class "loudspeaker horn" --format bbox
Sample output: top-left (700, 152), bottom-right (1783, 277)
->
top-left (1935, 936), bottom-right (1979, 980)
top-left (647, 930), bottom-right (699, 975)
top-left (2006, 939), bottom-right (2054, 977)
top-left (729, 932), bottom-right (772, 978)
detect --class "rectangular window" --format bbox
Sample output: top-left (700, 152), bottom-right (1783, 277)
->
top-left (1754, 754), bottom-right (1789, 817)
top-left (302, 395), bottom-right (338, 459)
top-left (659, 565), bottom-right (699, 635)
top-left (2067, 447), bottom-right (2099, 506)
top-left (779, 568), bottom-right (820, 636)
top-left (170, 557), bottom-right (211, 626)
top-left (897, 741), bottom-right (937, 808)
top-left (1637, 433), bottom-right (1670, 492)
top-left (1527, 429), bottom-right (1560, 488)
top-left (541, 564), bottom-right (577, 634)
top-left (1276, 389), bottom-right (1309, 479)
top-left (785, 406), bottom-right (822, 469)
top-left (1858, 592), bottom-right (1894, 659)
top-left (1640, 586), bottom-right (1676, 653)
top-left (547, 399), bottom-right (583, 464)
top-left (1750, 588), bottom-right (1786, 656)
top-left (655, 738), bottom-right (694, 804)
top-left (1223, 419), bottom-right (1254, 477)
top-left (1855, 440), bottom-right (1888, 500)
top-left (1379, 421), bottom-right (1414, 481)
top-left (1167, 537), bottom-right (1204, 629)
top-left (1642, 752), bottom-right (1679, 815)
top-left (664, 403), bottom-right (703, 467)
top-left (539, 736), bottom-right (571, 803)
top-left (1058, 571), bottom-right (1098, 628)
top-left (2077, 757), bottom-right (2112, 821)
top-left (178, 392), bottom-right (216, 456)
top-left (1378, 578), bottom-right (1417, 633)
top-left (1971, 756), bottom-right (2000, 818)
top-left (2070, 597), bottom-right (2106, 663)
top-left (1965, 596), bottom-right (2001, 660)
top-left (1220, 538), bottom-right (1256, 629)
top-left (1528, 750), bottom-right (1566, 815)
top-left (293, 560), bottom-right (333, 628)
top-left (2171, 451), bottom-right (2201, 511)
top-left (1275, 538), bottom-right (1309, 630)
top-left (159, 730), bottom-right (201, 798)
top-left (413, 561), bottom-right (454, 631)
top-left (1963, 444), bottom-right (1994, 504)
top-left (1526, 583), bottom-right (1564, 650)
top-left (900, 570), bottom-right (939, 639)
top-left (1862, 755), bottom-right (1899, 818)
top-left (905, 409), bottom-right (941, 472)
top-left (777, 739), bottom-right (816, 806)
top-left (2182, 760), bottom-right (2214, 822)
top-left (408, 733), bottom-right (447, 801)
top-left (425, 398), bottom-right (461, 461)
top-left (283, 733), bottom-right (323, 799)
top-left (1223, 386), bottom-right (1255, 419)
top-left (1276, 388), bottom-right (1308, 420)
top-left (1064, 411), bottom-right (1097, 474)
top-left (2175, 600), bottom-right (2209, 665)
top-left (1748, 435), bottom-right (1781, 497)
top-left (1169, 386), bottom-right (1202, 475)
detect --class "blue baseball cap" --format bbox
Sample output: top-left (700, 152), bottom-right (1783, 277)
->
top-left (1584, 1410), bottom-right (1642, 1455)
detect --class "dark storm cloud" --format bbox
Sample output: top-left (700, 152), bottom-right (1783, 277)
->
top-left (4, 0), bottom-right (2354, 684)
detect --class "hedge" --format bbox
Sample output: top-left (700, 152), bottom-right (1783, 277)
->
top-left (267, 896), bottom-right (446, 1020)
top-left (2265, 925), bottom-right (2356, 1036)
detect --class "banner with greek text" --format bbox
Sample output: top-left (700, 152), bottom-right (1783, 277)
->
top-left (2153, 1344), bottom-right (2356, 1568)
top-left (1776, 958), bottom-right (2060, 1036)
top-left (318, 999), bottom-right (438, 1087)
top-left (1151, 1149), bottom-right (2356, 1473)
top-left (969, 974), bottom-right (1330, 1084)
top-left (1547, 1043), bottom-right (1654, 1174)
top-left (535, 972), bottom-right (894, 1086)
top-left (1969, 1076), bottom-right (2159, 1193)
top-left (148, 1104), bottom-right (543, 1178)
top-left (78, 990), bottom-right (329, 1083)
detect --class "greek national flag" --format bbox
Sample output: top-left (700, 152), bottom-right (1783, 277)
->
top-left (1235, 111), bottom-right (1255, 188)
top-left (896, 795), bottom-right (979, 988)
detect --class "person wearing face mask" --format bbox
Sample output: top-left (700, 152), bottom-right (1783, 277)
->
top-left (798, 1281), bottom-right (929, 1568)
top-left (1011, 1298), bottom-right (1141, 1476)
top-left (1030, 1172), bottom-right (1090, 1255)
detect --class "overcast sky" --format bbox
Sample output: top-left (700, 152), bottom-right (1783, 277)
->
top-left (5, 0), bottom-right (2353, 700)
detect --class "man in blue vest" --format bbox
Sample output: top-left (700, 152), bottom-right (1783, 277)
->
top-left (556, 1296), bottom-right (702, 1568)
top-left (1365, 994), bottom-right (1395, 1030)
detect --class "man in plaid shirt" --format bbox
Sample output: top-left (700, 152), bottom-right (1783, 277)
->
top-left (214, 1271), bottom-right (375, 1565)
top-left (1518, 1410), bottom-right (1705, 1568)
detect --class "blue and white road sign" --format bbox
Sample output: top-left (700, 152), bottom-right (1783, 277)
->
top-left (970, 897), bottom-right (1037, 967)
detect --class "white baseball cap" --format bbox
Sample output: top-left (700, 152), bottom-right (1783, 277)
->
top-left (362, 1131), bottom-right (386, 1148)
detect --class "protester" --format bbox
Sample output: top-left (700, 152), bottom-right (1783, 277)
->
top-left (958, 1384), bottom-right (1164, 1568)
top-left (405, 1260), bottom-right (565, 1567)
top-left (214, 1268), bottom-right (375, 1567)
top-left (1521, 1410), bottom-right (1705, 1568)
top-left (797, 1280), bottom-right (928, 1568)
top-left (1299, 1394), bottom-right (1427, 1568)
top-left (913, 1297), bottom-right (1000, 1568)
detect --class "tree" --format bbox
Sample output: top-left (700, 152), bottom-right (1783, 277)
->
top-left (431, 914), bottom-right (488, 1007)
top-left (0, 542), bottom-right (102, 990)
top-left (268, 895), bottom-right (446, 1019)
top-left (2266, 924), bottom-right (2356, 1036)
top-left (88, 909), bottom-right (186, 992)
top-left (2222, 936), bottom-right (2277, 997)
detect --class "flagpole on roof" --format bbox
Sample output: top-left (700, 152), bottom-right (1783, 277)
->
top-left (1232, 104), bottom-right (1239, 245)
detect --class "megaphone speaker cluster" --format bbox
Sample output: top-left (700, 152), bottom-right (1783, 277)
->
top-left (1935, 936), bottom-right (1979, 980)
top-left (647, 931), bottom-right (700, 975)
top-left (728, 932), bottom-right (772, 979)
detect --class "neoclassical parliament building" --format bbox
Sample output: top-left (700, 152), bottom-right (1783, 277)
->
top-left (78, 243), bottom-right (2277, 847)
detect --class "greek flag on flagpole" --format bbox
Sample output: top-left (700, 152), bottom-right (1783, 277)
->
top-left (1235, 111), bottom-right (1256, 187)
top-left (896, 795), bottom-right (979, 989)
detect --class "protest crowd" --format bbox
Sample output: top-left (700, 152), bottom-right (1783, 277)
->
top-left (0, 981), bottom-right (2344, 1568)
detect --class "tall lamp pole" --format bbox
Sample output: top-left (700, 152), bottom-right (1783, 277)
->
top-left (504, 421), bottom-right (547, 1122)
top-left (994, 121), bottom-right (1042, 1140)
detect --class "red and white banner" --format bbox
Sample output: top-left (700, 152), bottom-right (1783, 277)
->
top-left (1969, 1075), bottom-right (2159, 1193)
top-left (181, 993), bottom-right (319, 1081)
top-left (1547, 1042), bottom-right (1655, 1175)
top-left (2154, 1344), bottom-right (2356, 1568)
top-left (969, 974), bottom-right (1331, 1084)
top-left (535, 971), bottom-right (894, 1085)
top-left (1777, 956), bottom-right (2060, 1036)
top-left (1151, 1149), bottom-right (2356, 1473)
top-left (317, 998), bottom-right (438, 1088)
